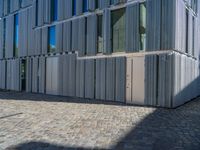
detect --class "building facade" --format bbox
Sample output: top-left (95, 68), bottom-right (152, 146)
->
top-left (0, 0), bottom-right (199, 108)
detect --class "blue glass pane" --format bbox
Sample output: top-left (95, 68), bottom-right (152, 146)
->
top-left (48, 26), bottom-right (56, 52)
top-left (83, 0), bottom-right (88, 13)
top-left (51, 0), bottom-right (58, 21)
top-left (14, 14), bottom-right (19, 56)
top-left (72, 0), bottom-right (76, 16)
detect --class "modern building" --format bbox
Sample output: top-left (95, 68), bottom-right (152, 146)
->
top-left (0, 0), bottom-right (199, 108)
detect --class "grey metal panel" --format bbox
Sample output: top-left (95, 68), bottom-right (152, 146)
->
top-left (21, 0), bottom-right (33, 7)
top-left (63, 21), bottom-right (71, 52)
top-left (72, 19), bottom-right (79, 51)
top-left (76, 59), bottom-right (85, 98)
top-left (85, 59), bottom-right (95, 99)
top-left (106, 58), bottom-right (115, 101)
top-left (58, 0), bottom-right (64, 20)
top-left (76, 0), bottom-right (83, 16)
top-left (115, 57), bottom-right (126, 102)
top-left (146, 0), bottom-right (161, 51)
top-left (41, 27), bottom-right (48, 54)
top-left (44, 0), bottom-right (51, 24)
top-left (88, 0), bottom-right (95, 11)
top-left (26, 57), bottom-right (32, 92)
top-left (38, 0), bottom-right (44, 26)
top-left (125, 3), bottom-right (139, 52)
top-left (187, 11), bottom-right (193, 55)
top-left (35, 29), bottom-right (42, 55)
top-left (0, 0), bottom-right (3, 17)
top-left (3, 0), bottom-right (8, 16)
top-left (78, 17), bottom-right (86, 56)
top-left (0, 20), bottom-right (3, 59)
top-left (95, 58), bottom-right (106, 100)
top-left (103, 9), bottom-right (111, 54)
top-left (87, 14), bottom-right (97, 55)
top-left (38, 56), bottom-right (45, 93)
top-left (5, 15), bottom-right (14, 58)
top-left (64, 0), bottom-right (72, 19)
top-left (0, 60), bottom-right (6, 89)
top-left (32, 57), bottom-right (38, 93)
top-left (68, 54), bottom-right (76, 96)
top-left (99, 0), bottom-right (110, 9)
top-left (161, 0), bottom-right (176, 50)
top-left (56, 23), bottom-right (63, 53)
top-left (19, 10), bottom-right (28, 57)
top-left (10, 0), bottom-right (20, 13)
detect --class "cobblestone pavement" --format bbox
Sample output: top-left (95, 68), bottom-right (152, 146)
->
top-left (0, 91), bottom-right (200, 150)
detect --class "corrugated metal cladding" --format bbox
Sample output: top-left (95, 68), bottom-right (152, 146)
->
top-left (0, 0), bottom-right (199, 108)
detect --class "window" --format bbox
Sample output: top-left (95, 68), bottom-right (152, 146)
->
top-left (7, 0), bottom-right (10, 13)
top-left (83, 0), bottom-right (88, 13)
top-left (111, 8), bottom-right (125, 53)
top-left (95, 0), bottom-right (98, 9)
top-left (3, 18), bottom-right (6, 58)
top-left (97, 15), bottom-right (103, 53)
top-left (191, 0), bottom-right (197, 13)
top-left (192, 16), bottom-right (195, 55)
top-left (48, 26), bottom-right (56, 53)
top-left (51, 0), bottom-right (58, 21)
top-left (110, 0), bottom-right (114, 5)
top-left (14, 14), bottom-right (19, 57)
top-left (72, 0), bottom-right (76, 16)
top-left (139, 3), bottom-right (146, 51)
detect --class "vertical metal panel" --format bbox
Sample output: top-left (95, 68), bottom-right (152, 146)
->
top-left (78, 17), bottom-right (86, 56)
top-left (38, 56), bottom-right (45, 93)
top-left (41, 27), bottom-right (48, 54)
top-left (161, 0), bottom-right (176, 50)
top-left (0, 0), bottom-right (3, 17)
top-left (56, 23), bottom-right (63, 52)
top-left (125, 3), bottom-right (139, 52)
top-left (76, 59), bottom-right (85, 98)
top-left (35, 29), bottom-right (42, 55)
top-left (64, 0), bottom-right (72, 19)
top-left (68, 54), bottom-right (76, 96)
top-left (10, 0), bottom-right (20, 13)
top-left (88, 0), bottom-right (95, 11)
top-left (95, 58), bottom-right (106, 100)
top-left (44, 0), bottom-right (51, 24)
top-left (0, 60), bottom-right (6, 89)
top-left (0, 20), bottom-right (3, 59)
top-left (72, 19), bottom-right (79, 51)
top-left (103, 9), bottom-right (111, 54)
top-left (26, 57), bottom-right (32, 92)
top-left (85, 59), bottom-right (95, 99)
top-left (32, 57), bottom-right (39, 93)
top-left (106, 58), bottom-right (115, 101)
top-left (115, 57), bottom-right (126, 102)
top-left (146, 0), bottom-right (161, 51)
top-left (63, 21), bottom-right (71, 52)
top-left (5, 15), bottom-right (14, 58)
top-left (99, 0), bottom-right (110, 9)
top-left (58, 0), bottom-right (64, 20)
top-left (76, 0), bottom-right (83, 16)
top-left (87, 14), bottom-right (97, 55)
top-left (38, 0), bottom-right (44, 26)
top-left (21, 0), bottom-right (33, 7)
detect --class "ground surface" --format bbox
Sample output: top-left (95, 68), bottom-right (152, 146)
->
top-left (0, 91), bottom-right (200, 150)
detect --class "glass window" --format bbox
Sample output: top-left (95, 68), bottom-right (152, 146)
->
top-left (51, 0), bottom-right (58, 21)
top-left (111, 8), bottom-right (125, 53)
top-left (14, 14), bottom-right (19, 57)
top-left (139, 3), bottom-right (146, 51)
top-left (95, 0), bottom-right (98, 9)
top-left (72, 0), bottom-right (76, 16)
top-left (110, 0), bottom-right (114, 5)
top-left (48, 26), bottom-right (56, 53)
top-left (7, 0), bottom-right (10, 13)
top-left (83, 0), bottom-right (88, 13)
top-left (3, 18), bottom-right (6, 58)
top-left (97, 15), bottom-right (103, 53)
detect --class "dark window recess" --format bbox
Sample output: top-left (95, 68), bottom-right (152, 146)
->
top-left (48, 26), bottom-right (56, 53)
top-left (97, 15), bottom-right (103, 53)
top-left (21, 59), bottom-right (26, 91)
top-left (51, 0), bottom-right (58, 21)
top-left (95, 0), bottom-right (98, 9)
top-left (139, 2), bottom-right (146, 51)
top-left (83, 0), bottom-right (88, 13)
top-left (14, 14), bottom-right (19, 57)
top-left (111, 8), bottom-right (126, 53)
top-left (72, 0), bottom-right (76, 16)
top-left (3, 18), bottom-right (6, 58)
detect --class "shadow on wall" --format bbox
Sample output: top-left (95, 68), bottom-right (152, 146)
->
top-left (5, 98), bottom-right (200, 150)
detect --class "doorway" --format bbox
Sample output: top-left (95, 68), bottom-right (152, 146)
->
top-left (21, 59), bottom-right (26, 91)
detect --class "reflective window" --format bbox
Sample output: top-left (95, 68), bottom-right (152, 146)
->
top-left (139, 3), bottom-right (146, 51)
top-left (72, 0), bottom-right (76, 16)
top-left (14, 14), bottom-right (19, 57)
top-left (95, 0), bottom-right (98, 9)
top-left (111, 8), bottom-right (125, 52)
top-left (110, 0), bottom-right (114, 5)
top-left (97, 15), bottom-right (103, 53)
top-left (83, 0), bottom-right (88, 13)
top-left (51, 0), bottom-right (58, 21)
top-left (48, 26), bottom-right (56, 53)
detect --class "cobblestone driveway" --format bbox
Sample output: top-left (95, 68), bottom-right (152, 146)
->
top-left (0, 91), bottom-right (200, 150)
